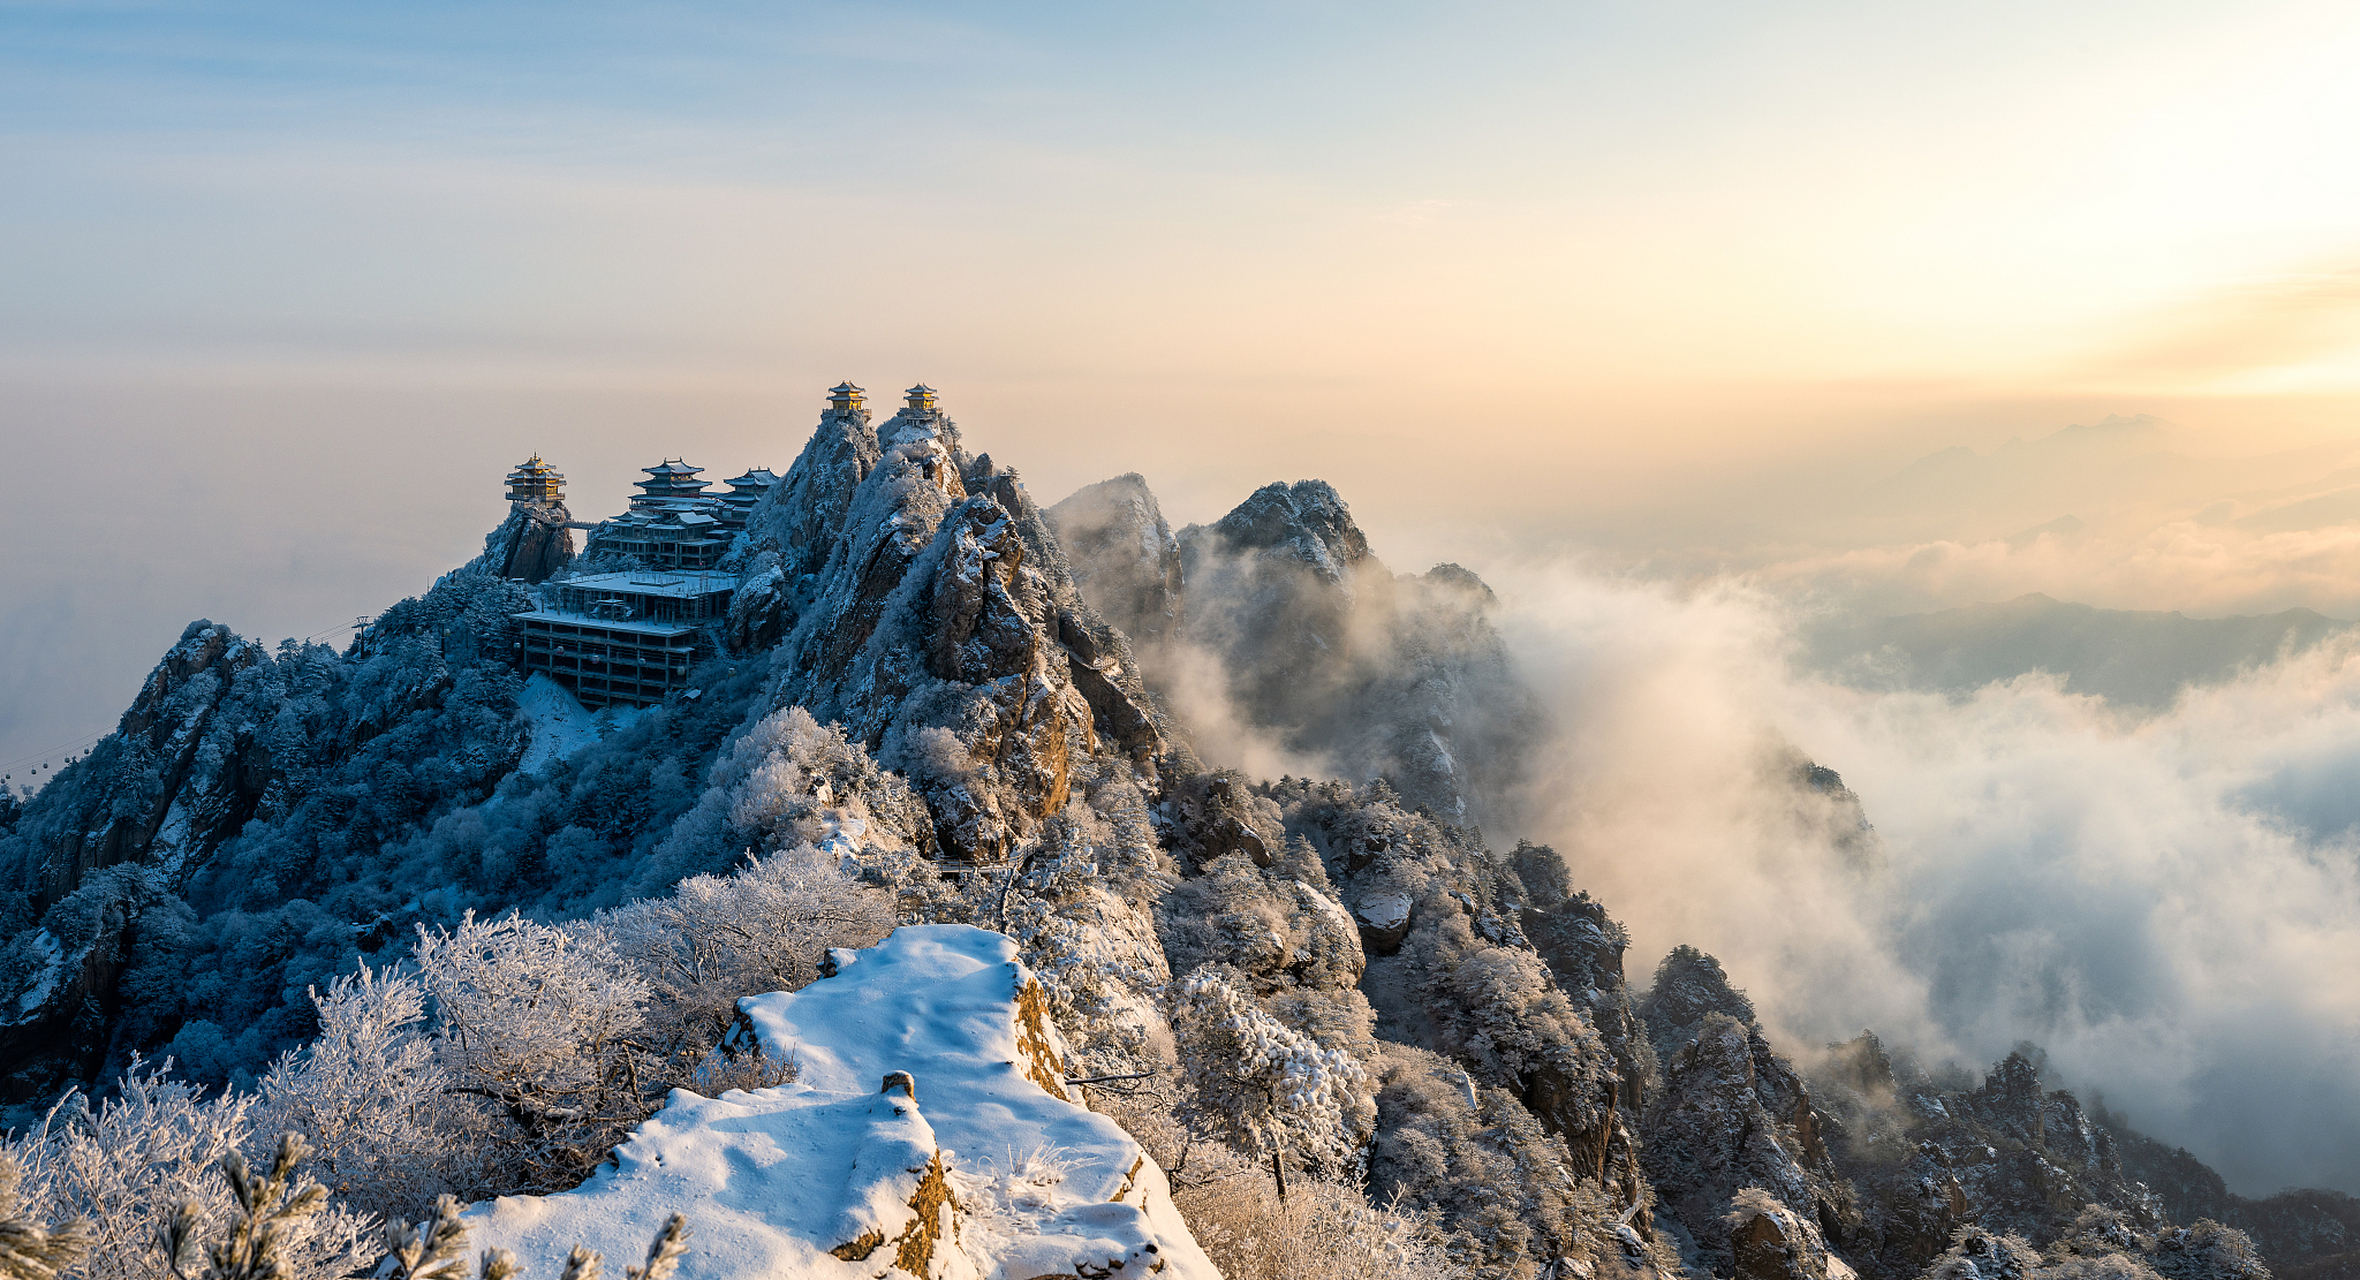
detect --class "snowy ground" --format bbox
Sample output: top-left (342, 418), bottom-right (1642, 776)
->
top-left (465, 925), bottom-right (1217, 1280)
top-left (514, 674), bottom-right (642, 774)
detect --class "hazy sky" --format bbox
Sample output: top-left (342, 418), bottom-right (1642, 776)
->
top-left (10, 0), bottom-right (2360, 757)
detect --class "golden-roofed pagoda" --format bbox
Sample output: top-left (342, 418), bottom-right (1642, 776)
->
top-left (630, 459), bottom-right (709, 512)
top-left (505, 454), bottom-right (565, 506)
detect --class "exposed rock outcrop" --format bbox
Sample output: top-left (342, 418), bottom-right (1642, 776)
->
top-left (1268, 776), bottom-right (1661, 1276)
top-left (1156, 479), bottom-right (1542, 824)
top-left (1644, 1014), bottom-right (1856, 1277)
top-left (1913, 1207), bottom-right (2271, 1280)
top-left (1729, 1187), bottom-right (1859, 1280)
top-left (1803, 1039), bottom-right (2178, 1280)
top-left (754, 405), bottom-right (1167, 863)
top-left (10, 388), bottom-right (2347, 1280)
top-left (1516, 839), bottom-right (1652, 1113)
top-left (0, 565), bottom-right (536, 1103)
top-left (1044, 472), bottom-right (1184, 649)
top-left (481, 501), bottom-right (577, 583)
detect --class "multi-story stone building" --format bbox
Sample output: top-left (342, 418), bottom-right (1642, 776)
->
top-left (514, 571), bottom-right (737, 708)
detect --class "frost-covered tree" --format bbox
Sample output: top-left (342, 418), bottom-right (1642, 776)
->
top-left (1, 1060), bottom-right (373, 1280)
top-left (601, 844), bottom-right (895, 1064)
top-left (654, 706), bottom-right (935, 868)
top-left (1171, 968), bottom-right (1365, 1201)
top-left (411, 913), bottom-right (651, 1191)
top-left (253, 964), bottom-right (466, 1217)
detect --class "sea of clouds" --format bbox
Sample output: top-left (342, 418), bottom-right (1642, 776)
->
top-left (1491, 561), bottom-right (2360, 1197)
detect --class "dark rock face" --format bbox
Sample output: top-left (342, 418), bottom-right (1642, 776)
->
top-left (1043, 474), bottom-right (1183, 649)
top-left (756, 413), bottom-right (1166, 863)
top-left (724, 553), bottom-right (793, 653)
top-left (1915, 1207), bottom-right (2272, 1280)
top-left (2108, 1118), bottom-right (2360, 1279)
top-left (1643, 1014), bottom-right (1856, 1278)
top-left (30, 622), bottom-right (274, 905)
top-left (1787, 756), bottom-right (1882, 869)
top-left (725, 405), bottom-right (883, 646)
top-left (14, 398), bottom-right (2353, 1280)
top-left (1728, 1188), bottom-right (1857, 1280)
top-left (1798, 1043), bottom-right (2180, 1280)
top-left (1521, 873), bottom-right (1650, 1113)
top-left (0, 568), bottom-right (535, 1103)
top-left (484, 503), bottom-right (577, 583)
top-left (1156, 771), bottom-right (1281, 870)
top-left (1268, 776), bottom-right (1664, 1274)
top-left (1639, 945), bottom-right (1762, 1064)
top-left (1178, 480), bottom-right (1385, 741)
top-left (1371, 1040), bottom-right (1676, 1280)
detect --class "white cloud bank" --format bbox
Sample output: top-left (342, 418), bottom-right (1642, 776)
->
top-left (1493, 564), bottom-right (2360, 1196)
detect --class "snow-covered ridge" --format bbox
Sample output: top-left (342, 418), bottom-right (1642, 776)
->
top-left (465, 924), bottom-right (1216, 1280)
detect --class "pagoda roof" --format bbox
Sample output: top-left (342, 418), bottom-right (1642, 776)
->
top-left (642, 459), bottom-right (703, 477)
top-left (724, 468), bottom-right (780, 487)
top-left (829, 382), bottom-right (864, 394)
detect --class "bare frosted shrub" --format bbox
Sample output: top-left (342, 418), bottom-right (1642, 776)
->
top-left (3, 1060), bottom-right (372, 1280)
top-left (412, 913), bottom-right (651, 1192)
top-left (252, 851), bottom-right (893, 1214)
top-left (657, 706), bottom-right (934, 866)
top-left (602, 844), bottom-right (895, 1061)
top-left (255, 963), bottom-right (469, 1217)
top-left (1167, 1139), bottom-right (1464, 1280)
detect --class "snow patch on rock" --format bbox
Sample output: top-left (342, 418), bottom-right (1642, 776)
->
top-left (10, 929), bottom-right (63, 1019)
top-left (515, 673), bottom-right (633, 775)
top-left (465, 924), bottom-right (1215, 1280)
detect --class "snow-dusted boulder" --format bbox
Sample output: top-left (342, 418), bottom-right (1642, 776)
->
top-left (465, 924), bottom-right (1215, 1280)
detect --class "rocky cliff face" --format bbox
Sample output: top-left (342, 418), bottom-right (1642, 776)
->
top-left (1043, 473), bottom-right (1184, 649)
top-left (743, 404), bottom-right (1168, 863)
top-left (1054, 474), bottom-right (1543, 826)
top-left (479, 501), bottom-right (577, 583)
top-left (0, 568), bottom-right (536, 1102)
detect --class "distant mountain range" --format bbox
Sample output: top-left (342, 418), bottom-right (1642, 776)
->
top-left (1809, 593), bottom-right (2353, 710)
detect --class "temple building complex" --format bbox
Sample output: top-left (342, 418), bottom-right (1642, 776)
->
top-left (630, 459), bottom-right (711, 512)
top-left (716, 468), bottom-right (780, 530)
top-left (502, 380), bottom-right (920, 706)
top-left (597, 509), bottom-right (728, 570)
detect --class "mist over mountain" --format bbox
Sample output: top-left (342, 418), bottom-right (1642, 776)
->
top-left (3, 391), bottom-right (2358, 1280)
